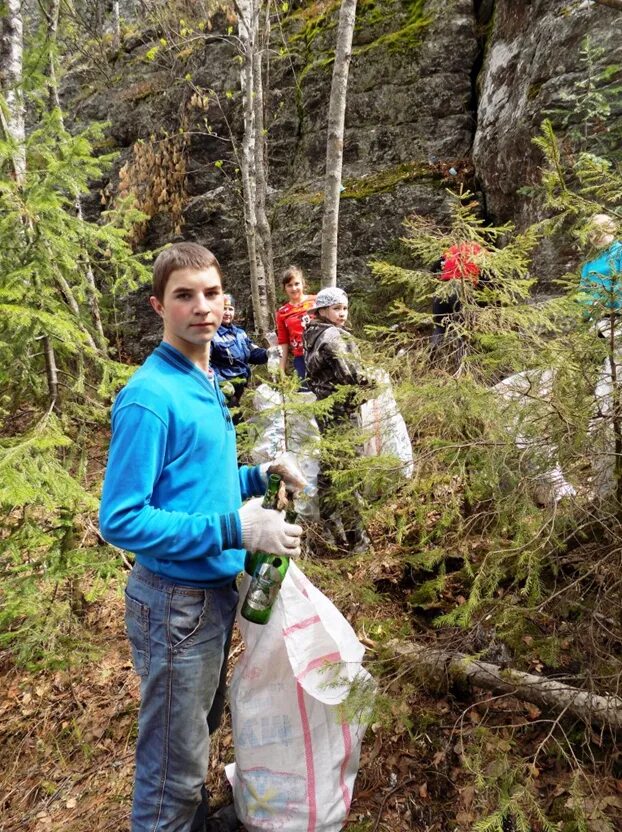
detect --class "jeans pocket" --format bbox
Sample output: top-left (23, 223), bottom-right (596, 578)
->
top-left (125, 591), bottom-right (150, 676)
top-left (169, 590), bottom-right (210, 651)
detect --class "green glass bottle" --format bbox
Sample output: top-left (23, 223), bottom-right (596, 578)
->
top-left (240, 554), bottom-right (289, 625)
top-left (240, 481), bottom-right (296, 626)
top-left (243, 473), bottom-right (281, 578)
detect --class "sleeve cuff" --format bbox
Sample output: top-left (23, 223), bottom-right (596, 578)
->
top-left (250, 464), bottom-right (267, 495)
top-left (220, 512), bottom-right (242, 550)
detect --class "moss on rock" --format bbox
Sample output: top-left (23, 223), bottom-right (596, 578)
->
top-left (275, 160), bottom-right (435, 208)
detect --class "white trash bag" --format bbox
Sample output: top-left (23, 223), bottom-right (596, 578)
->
top-left (227, 561), bottom-right (373, 832)
top-left (492, 369), bottom-right (576, 504)
top-left (249, 383), bottom-right (320, 519)
top-left (358, 370), bottom-right (414, 478)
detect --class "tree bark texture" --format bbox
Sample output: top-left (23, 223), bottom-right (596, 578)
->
top-left (320, 0), bottom-right (357, 288)
top-left (252, 29), bottom-right (276, 318)
top-left (43, 335), bottom-right (59, 411)
top-left (389, 640), bottom-right (622, 730)
top-left (0, 0), bottom-right (26, 181)
top-left (236, 0), bottom-right (269, 334)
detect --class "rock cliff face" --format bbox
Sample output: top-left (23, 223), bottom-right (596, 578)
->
top-left (473, 0), bottom-right (622, 279)
top-left (66, 0), bottom-right (622, 356)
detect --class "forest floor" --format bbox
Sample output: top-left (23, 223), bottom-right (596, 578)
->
top-left (1, 535), bottom-right (621, 831)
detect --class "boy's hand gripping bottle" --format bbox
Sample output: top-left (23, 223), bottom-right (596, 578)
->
top-left (241, 474), bottom-right (296, 625)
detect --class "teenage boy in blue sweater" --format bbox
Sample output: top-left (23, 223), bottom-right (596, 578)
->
top-left (99, 242), bottom-right (303, 832)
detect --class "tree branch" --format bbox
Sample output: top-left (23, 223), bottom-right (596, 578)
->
top-left (388, 640), bottom-right (622, 729)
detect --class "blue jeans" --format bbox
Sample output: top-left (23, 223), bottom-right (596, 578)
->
top-left (292, 355), bottom-right (306, 380)
top-left (125, 563), bottom-right (238, 832)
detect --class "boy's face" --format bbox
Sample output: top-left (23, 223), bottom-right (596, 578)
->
top-left (150, 266), bottom-right (224, 357)
top-left (284, 277), bottom-right (304, 303)
top-left (322, 303), bottom-right (348, 327)
top-left (222, 302), bottom-right (235, 325)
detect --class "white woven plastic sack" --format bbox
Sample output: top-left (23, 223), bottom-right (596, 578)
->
top-left (249, 383), bottom-right (320, 518)
top-left (227, 561), bottom-right (373, 832)
top-left (358, 370), bottom-right (414, 478)
top-left (587, 320), bottom-right (622, 497)
top-left (493, 369), bottom-right (576, 504)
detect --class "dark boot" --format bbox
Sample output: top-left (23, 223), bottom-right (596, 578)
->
top-left (190, 786), bottom-right (210, 832)
top-left (324, 514), bottom-right (348, 550)
top-left (205, 804), bottom-right (241, 831)
top-left (349, 525), bottom-right (371, 555)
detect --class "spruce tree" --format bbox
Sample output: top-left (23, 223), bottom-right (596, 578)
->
top-left (0, 34), bottom-right (150, 666)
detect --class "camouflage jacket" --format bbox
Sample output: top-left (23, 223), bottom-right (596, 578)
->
top-left (303, 319), bottom-right (368, 406)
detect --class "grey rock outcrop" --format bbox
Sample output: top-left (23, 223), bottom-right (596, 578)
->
top-left (473, 0), bottom-right (622, 281)
top-left (64, 0), bottom-right (622, 356)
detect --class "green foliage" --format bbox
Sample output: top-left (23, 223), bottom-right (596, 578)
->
top-left (0, 58), bottom-right (150, 668)
top-left (368, 192), bottom-right (596, 637)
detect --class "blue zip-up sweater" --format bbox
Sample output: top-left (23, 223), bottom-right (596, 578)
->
top-left (211, 323), bottom-right (268, 382)
top-left (99, 342), bottom-right (265, 586)
top-left (579, 241), bottom-right (622, 316)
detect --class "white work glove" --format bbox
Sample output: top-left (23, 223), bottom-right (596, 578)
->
top-left (239, 497), bottom-right (303, 557)
top-left (259, 452), bottom-right (308, 495)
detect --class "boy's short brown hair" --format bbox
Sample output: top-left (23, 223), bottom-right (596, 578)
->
top-left (152, 242), bottom-right (223, 301)
top-left (281, 264), bottom-right (305, 289)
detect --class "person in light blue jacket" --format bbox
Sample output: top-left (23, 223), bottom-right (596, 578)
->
top-left (210, 293), bottom-right (268, 412)
top-left (579, 213), bottom-right (622, 317)
top-left (99, 242), bottom-right (303, 832)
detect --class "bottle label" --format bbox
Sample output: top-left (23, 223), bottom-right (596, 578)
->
top-left (244, 563), bottom-right (283, 612)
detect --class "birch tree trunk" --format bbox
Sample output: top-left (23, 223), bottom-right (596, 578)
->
top-left (0, 0), bottom-right (62, 410)
top-left (389, 640), bottom-right (622, 730)
top-left (112, 1), bottom-right (121, 50)
top-left (252, 9), bottom-right (276, 317)
top-left (0, 0), bottom-right (26, 182)
top-left (320, 0), bottom-right (357, 288)
top-left (236, 0), bottom-right (269, 333)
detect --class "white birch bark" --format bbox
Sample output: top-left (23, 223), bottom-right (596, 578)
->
top-left (390, 640), bottom-right (622, 730)
top-left (252, 1), bottom-right (276, 316)
top-left (253, 38), bottom-right (276, 316)
top-left (0, 0), bottom-right (60, 408)
top-left (0, 0), bottom-right (26, 182)
top-left (112, 1), bottom-right (121, 50)
top-left (320, 0), bottom-right (357, 288)
top-left (236, 0), bottom-right (269, 333)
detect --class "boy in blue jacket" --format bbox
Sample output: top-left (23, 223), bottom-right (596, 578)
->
top-left (211, 293), bottom-right (268, 412)
top-left (99, 242), bottom-right (303, 832)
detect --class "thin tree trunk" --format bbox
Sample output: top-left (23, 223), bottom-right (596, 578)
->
top-left (112, 1), bottom-right (121, 50)
top-left (75, 200), bottom-right (107, 349)
top-left (252, 1), bottom-right (275, 317)
top-left (320, 0), bottom-right (357, 288)
top-left (236, 0), bottom-right (269, 333)
top-left (389, 640), bottom-right (622, 730)
top-left (1, 0), bottom-right (62, 409)
top-left (55, 273), bottom-right (99, 352)
top-left (253, 32), bottom-right (276, 317)
top-left (43, 336), bottom-right (59, 411)
top-left (607, 312), bottom-right (622, 508)
top-left (0, 0), bottom-right (26, 181)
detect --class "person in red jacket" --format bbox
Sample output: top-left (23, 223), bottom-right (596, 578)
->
top-left (276, 265), bottom-right (316, 379)
top-left (431, 241), bottom-right (484, 349)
